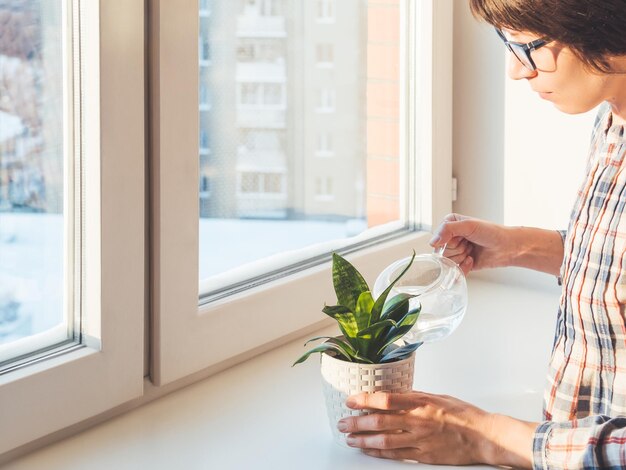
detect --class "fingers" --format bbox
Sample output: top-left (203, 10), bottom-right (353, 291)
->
top-left (346, 432), bottom-right (416, 450)
top-left (458, 256), bottom-right (473, 275)
top-left (346, 391), bottom-right (427, 411)
top-left (362, 448), bottom-right (418, 462)
top-left (443, 212), bottom-right (468, 223)
top-left (431, 219), bottom-right (479, 247)
top-left (338, 412), bottom-right (407, 433)
top-left (443, 237), bottom-right (468, 256)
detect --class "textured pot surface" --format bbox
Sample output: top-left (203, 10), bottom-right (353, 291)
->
top-left (320, 352), bottom-right (415, 445)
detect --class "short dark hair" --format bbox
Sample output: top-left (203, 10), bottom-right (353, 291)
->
top-left (469, 0), bottom-right (626, 72)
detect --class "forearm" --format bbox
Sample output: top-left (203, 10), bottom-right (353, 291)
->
top-left (480, 414), bottom-right (537, 469)
top-left (506, 227), bottom-right (564, 276)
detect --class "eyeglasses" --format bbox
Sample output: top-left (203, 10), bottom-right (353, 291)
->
top-left (495, 28), bottom-right (550, 71)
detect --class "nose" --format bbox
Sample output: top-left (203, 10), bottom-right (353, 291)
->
top-left (507, 56), bottom-right (537, 80)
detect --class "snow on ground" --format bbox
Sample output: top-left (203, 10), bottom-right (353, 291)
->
top-left (1, 213), bottom-right (365, 346)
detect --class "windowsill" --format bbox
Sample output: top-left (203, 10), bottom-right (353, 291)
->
top-left (4, 278), bottom-right (559, 469)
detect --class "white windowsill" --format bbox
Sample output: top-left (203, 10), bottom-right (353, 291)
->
top-left (4, 278), bottom-right (559, 469)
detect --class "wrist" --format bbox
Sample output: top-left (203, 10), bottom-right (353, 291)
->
top-left (506, 226), bottom-right (563, 276)
top-left (482, 413), bottom-right (536, 469)
top-left (472, 412), bottom-right (500, 465)
top-left (506, 226), bottom-right (533, 268)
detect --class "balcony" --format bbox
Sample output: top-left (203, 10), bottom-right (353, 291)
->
top-left (237, 108), bottom-right (286, 129)
top-left (236, 62), bottom-right (285, 83)
top-left (236, 15), bottom-right (286, 38)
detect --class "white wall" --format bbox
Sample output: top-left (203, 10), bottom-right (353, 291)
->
top-left (504, 74), bottom-right (595, 229)
top-left (452, 2), bottom-right (505, 224)
top-left (453, 1), bottom-right (596, 230)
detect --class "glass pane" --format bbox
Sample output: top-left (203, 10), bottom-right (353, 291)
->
top-left (199, 0), bottom-right (402, 289)
top-left (0, 1), bottom-right (71, 364)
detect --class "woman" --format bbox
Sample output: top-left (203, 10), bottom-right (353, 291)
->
top-left (337, 0), bottom-right (626, 468)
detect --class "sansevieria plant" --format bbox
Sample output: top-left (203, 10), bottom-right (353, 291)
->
top-left (293, 251), bottom-right (423, 366)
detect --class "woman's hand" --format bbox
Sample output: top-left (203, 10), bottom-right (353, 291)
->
top-left (429, 213), bottom-right (513, 275)
top-left (430, 213), bottom-right (565, 277)
top-left (337, 391), bottom-right (536, 468)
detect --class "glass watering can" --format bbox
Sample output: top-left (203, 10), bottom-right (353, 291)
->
top-left (372, 245), bottom-right (468, 344)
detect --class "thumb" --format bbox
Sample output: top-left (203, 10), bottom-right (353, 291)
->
top-left (433, 219), bottom-right (480, 246)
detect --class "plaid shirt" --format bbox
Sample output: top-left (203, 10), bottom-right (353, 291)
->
top-left (533, 103), bottom-right (626, 469)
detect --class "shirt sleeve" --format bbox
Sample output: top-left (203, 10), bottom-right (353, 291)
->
top-left (556, 229), bottom-right (567, 285)
top-left (533, 415), bottom-right (626, 469)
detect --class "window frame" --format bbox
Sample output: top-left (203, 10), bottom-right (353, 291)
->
top-left (0, 0), bottom-right (145, 458)
top-left (150, 0), bottom-right (453, 386)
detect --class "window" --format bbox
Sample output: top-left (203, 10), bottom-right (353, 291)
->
top-left (1, 0), bottom-right (144, 455)
top-left (151, 0), bottom-right (453, 387)
top-left (316, 88), bottom-right (336, 113)
top-left (199, 82), bottom-right (211, 109)
top-left (243, 0), bottom-right (284, 17)
top-left (317, 0), bottom-right (335, 22)
top-left (238, 171), bottom-right (285, 195)
top-left (263, 83), bottom-right (283, 106)
top-left (199, 175), bottom-right (212, 197)
top-left (316, 44), bottom-right (334, 67)
top-left (316, 132), bottom-right (334, 157)
top-left (1, 0), bottom-right (453, 457)
top-left (238, 82), bottom-right (285, 108)
top-left (237, 39), bottom-right (285, 62)
top-left (200, 37), bottom-right (211, 63)
top-left (315, 176), bottom-right (334, 201)
top-left (240, 130), bottom-right (285, 152)
top-left (240, 83), bottom-right (259, 105)
top-left (0, 0), bottom-right (72, 367)
top-left (200, 0), bottom-right (212, 14)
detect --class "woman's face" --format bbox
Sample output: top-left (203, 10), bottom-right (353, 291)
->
top-left (504, 29), bottom-right (625, 116)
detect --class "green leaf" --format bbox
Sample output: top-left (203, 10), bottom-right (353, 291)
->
top-left (370, 251), bottom-right (416, 324)
top-left (334, 311), bottom-right (359, 338)
top-left (377, 307), bottom-right (421, 355)
top-left (356, 319), bottom-right (397, 339)
top-left (332, 253), bottom-right (369, 312)
top-left (304, 336), bottom-right (357, 359)
top-left (380, 341), bottom-right (423, 363)
top-left (292, 343), bottom-right (351, 366)
top-left (322, 304), bottom-right (352, 319)
top-left (354, 291), bottom-right (375, 331)
top-left (380, 293), bottom-right (413, 322)
top-left (350, 353), bottom-right (374, 364)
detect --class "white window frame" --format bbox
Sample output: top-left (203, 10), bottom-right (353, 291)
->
top-left (0, 0), bottom-right (145, 457)
top-left (151, 0), bottom-right (452, 386)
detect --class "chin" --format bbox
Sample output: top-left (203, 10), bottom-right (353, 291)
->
top-left (552, 102), bottom-right (597, 115)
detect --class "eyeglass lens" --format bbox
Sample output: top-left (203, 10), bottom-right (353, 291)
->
top-left (508, 43), bottom-right (535, 70)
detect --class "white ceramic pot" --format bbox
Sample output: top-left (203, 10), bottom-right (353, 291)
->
top-left (320, 350), bottom-right (415, 445)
